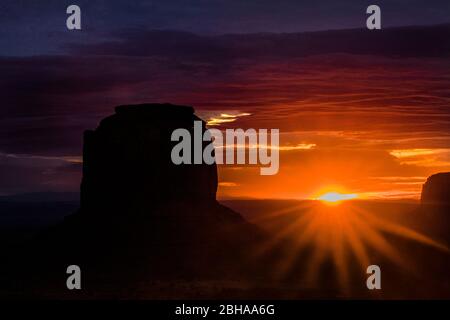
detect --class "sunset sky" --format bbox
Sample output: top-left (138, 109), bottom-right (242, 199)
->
top-left (1, 1), bottom-right (450, 200)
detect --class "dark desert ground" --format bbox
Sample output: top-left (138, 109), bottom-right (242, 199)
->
top-left (1, 197), bottom-right (449, 299)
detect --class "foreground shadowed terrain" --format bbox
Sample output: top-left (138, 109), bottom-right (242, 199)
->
top-left (1, 104), bottom-right (449, 299)
top-left (1, 197), bottom-right (449, 299)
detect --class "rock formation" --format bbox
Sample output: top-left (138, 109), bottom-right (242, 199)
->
top-left (69, 103), bottom-right (259, 250)
top-left (421, 172), bottom-right (450, 204)
top-left (3, 103), bottom-right (265, 298)
top-left (80, 103), bottom-right (218, 215)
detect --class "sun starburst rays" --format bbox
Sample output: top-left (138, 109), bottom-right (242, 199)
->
top-left (253, 200), bottom-right (449, 292)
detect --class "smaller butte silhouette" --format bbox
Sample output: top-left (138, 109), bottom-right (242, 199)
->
top-left (421, 172), bottom-right (450, 205)
top-left (3, 104), bottom-right (265, 298)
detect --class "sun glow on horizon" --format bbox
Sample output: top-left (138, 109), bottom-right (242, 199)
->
top-left (317, 191), bottom-right (358, 204)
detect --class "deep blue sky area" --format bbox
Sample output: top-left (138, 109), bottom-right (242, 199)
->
top-left (1, 0), bottom-right (450, 56)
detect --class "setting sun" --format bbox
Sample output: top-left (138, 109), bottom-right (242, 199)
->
top-left (317, 192), bottom-right (358, 203)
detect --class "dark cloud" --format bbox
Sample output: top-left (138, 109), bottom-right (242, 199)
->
top-left (68, 30), bottom-right (233, 61)
top-left (0, 153), bottom-right (81, 195)
top-left (2, 0), bottom-right (450, 56)
top-left (2, 25), bottom-right (450, 156)
top-left (68, 24), bottom-right (450, 59)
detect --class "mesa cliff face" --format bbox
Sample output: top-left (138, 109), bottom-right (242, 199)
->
top-left (421, 172), bottom-right (450, 204)
top-left (73, 103), bottom-right (253, 236)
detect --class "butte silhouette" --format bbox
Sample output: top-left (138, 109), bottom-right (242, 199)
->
top-left (421, 172), bottom-right (450, 205)
top-left (3, 104), bottom-right (266, 298)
